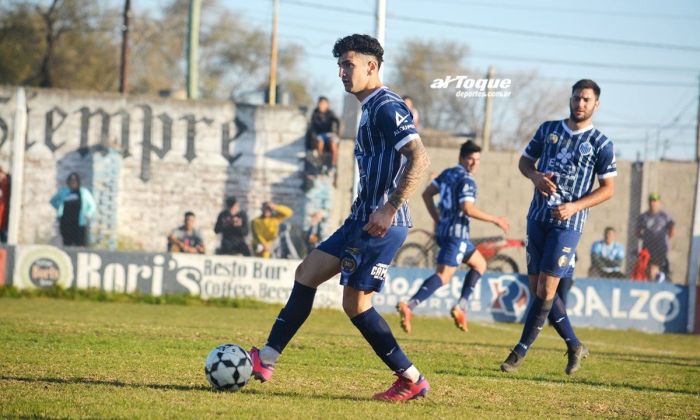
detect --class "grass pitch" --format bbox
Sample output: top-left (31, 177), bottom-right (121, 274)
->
top-left (1, 295), bottom-right (699, 418)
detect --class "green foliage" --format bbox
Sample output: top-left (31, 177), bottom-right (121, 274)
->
top-left (0, 297), bottom-right (698, 418)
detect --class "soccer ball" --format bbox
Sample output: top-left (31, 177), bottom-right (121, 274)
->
top-left (204, 343), bottom-right (253, 391)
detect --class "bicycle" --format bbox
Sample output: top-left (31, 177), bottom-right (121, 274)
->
top-left (393, 228), bottom-right (525, 273)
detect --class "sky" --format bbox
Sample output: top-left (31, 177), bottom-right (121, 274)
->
top-left (116, 0), bottom-right (700, 162)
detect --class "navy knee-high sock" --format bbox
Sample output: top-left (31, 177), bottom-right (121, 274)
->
top-left (351, 307), bottom-right (413, 373)
top-left (265, 281), bottom-right (316, 354)
top-left (457, 269), bottom-right (482, 309)
top-left (514, 297), bottom-right (553, 358)
top-left (407, 274), bottom-right (443, 310)
top-left (548, 294), bottom-right (580, 350)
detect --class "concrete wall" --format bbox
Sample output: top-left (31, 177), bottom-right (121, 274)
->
top-left (0, 87), bottom-right (308, 252)
top-left (336, 139), bottom-right (697, 284)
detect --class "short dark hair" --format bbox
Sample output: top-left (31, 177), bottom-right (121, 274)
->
top-left (225, 196), bottom-right (237, 208)
top-left (604, 226), bottom-right (615, 234)
top-left (332, 34), bottom-right (384, 68)
top-left (402, 95), bottom-right (413, 102)
top-left (318, 96), bottom-right (328, 102)
top-left (460, 140), bottom-right (481, 158)
top-left (184, 211), bottom-right (195, 219)
top-left (572, 79), bottom-right (601, 99)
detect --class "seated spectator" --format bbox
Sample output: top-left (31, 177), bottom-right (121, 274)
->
top-left (402, 95), bottom-right (421, 130)
top-left (168, 211), bottom-right (205, 254)
top-left (215, 196), bottom-right (251, 256)
top-left (306, 96), bottom-right (340, 171)
top-left (251, 201), bottom-right (293, 258)
top-left (637, 193), bottom-right (674, 282)
top-left (589, 227), bottom-right (625, 278)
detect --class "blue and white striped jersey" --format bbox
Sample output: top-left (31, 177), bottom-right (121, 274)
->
top-left (349, 86), bottom-right (419, 226)
top-left (523, 120), bottom-right (617, 232)
top-left (433, 165), bottom-right (477, 239)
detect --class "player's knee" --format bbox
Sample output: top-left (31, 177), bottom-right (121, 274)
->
top-left (294, 261), bottom-right (314, 287)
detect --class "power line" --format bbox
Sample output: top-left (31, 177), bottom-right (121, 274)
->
top-left (411, 0), bottom-right (700, 22)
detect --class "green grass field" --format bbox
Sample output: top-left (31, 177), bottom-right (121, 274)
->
top-left (1, 295), bottom-right (699, 418)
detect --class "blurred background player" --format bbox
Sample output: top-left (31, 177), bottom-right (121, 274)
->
top-left (249, 34), bottom-right (431, 402)
top-left (50, 172), bottom-right (96, 247)
top-left (168, 211), bottom-right (205, 254)
top-left (397, 140), bottom-right (509, 333)
top-left (589, 226), bottom-right (625, 278)
top-left (251, 201), bottom-right (293, 258)
top-left (501, 79), bottom-right (616, 375)
top-left (637, 193), bottom-right (675, 282)
top-left (215, 196), bottom-right (251, 256)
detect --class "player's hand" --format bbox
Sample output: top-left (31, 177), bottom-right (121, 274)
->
top-left (363, 204), bottom-right (396, 237)
top-left (530, 171), bottom-right (557, 196)
top-left (553, 202), bottom-right (579, 220)
top-left (494, 216), bottom-right (510, 233)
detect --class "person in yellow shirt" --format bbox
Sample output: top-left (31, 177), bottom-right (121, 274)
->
top-left (251, 201), bottom-right (294, 258)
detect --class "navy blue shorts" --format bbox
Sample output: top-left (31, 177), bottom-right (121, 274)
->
top-left (526, 219), bottom-right (581, 278)
top-left (435, 236), bottom-right (476, 267)
top-left (317, 218), bottom-right (408, 292)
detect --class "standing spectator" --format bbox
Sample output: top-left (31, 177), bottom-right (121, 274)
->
top-left (0, 166), bottom-right (10, 243)
top-left (251, 201), bottom-right (293, 258)
top-left (589, 227), bottom-right (625, 278)
top-left (168, 211), bottom-right (205, 254)
top-left (402, 95), bottom-right (421, 130)
top-left (637, 193), bottom-right (675, 281)
top-left (50, 172), bottom-right (96, 247)
top-left (215, 197), bottom-right (251, 256)
top-left (306, 96), bottom-right (340, 171)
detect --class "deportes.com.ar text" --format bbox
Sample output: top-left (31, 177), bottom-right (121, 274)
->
top-left (455, 90), bottom-right (512, 98)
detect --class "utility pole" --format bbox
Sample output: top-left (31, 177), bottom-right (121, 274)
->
top-left (118, 0), bottom-right (131, 94)
top-left (696, 73), bottom-right (700, 162)
top-left (375, 0), bottom-right (386, 80)
top-left (186, 0), bottom-right (201, 100)
top-left (482, 66), bottom-right (495, 151)
top-left (267, 0), bottom-right (279, 106)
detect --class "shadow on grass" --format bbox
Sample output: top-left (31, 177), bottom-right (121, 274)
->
top-left (0, 375), bottom-right (382, 402)
top-left (432, 367), bottom-right (700, 396)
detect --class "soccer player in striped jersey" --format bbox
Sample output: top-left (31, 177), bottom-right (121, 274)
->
top-left (397, 140), bottom-right (509, 333)
top-left (249, 34), bottom-right (432, 401)
top-left (501, 79), bottom-right (616, 375)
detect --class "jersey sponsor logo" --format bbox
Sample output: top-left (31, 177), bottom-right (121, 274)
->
top-left (558, 255), bottom-right (569, 268)
top-left (579, 142), bottom-right (593, 156)
top-left (395, 111), bottom-right (410, 127)
top-left (548, 133), bottom-right (559, 144)
top-left (370, 263), bottom-right (389, 280)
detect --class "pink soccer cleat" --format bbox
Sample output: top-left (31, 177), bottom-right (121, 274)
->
top-left (373, 374), bottom-right (430, 402)
top-left (450, 305), bottom-right (469, 332)
top-left (249, 347), bottom-right (275, 383)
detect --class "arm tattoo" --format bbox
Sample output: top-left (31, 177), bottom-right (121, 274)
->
top-left (388, 139), bottom-right (430, 209)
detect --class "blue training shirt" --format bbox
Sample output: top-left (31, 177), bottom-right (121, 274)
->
top-left (433, 165), bottom-right (477, 239)
top-left (349, 86), bottom-right (419, 226)
top-left (523, 120), bottom-right (617, 232)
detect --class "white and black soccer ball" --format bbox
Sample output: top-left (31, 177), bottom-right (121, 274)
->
top-left (204, 343), bottom-right (253, 392)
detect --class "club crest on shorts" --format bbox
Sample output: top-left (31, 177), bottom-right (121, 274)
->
top-left (558, 255), bottom-right (569, 268)
top-left (579, 142), bottom-right (593, 156)
top-left (341, 256), bottom-right (357, 273)
top-left (548, 133), bottom-right (559, 144)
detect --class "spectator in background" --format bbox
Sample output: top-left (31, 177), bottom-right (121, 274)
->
top-left (306, 96), bottom-right (340, 171)
top-left (50, 172), bottom-right (96, 247)
top-left (168, 211), bottom-right (205, 254)
top-left (589, 227), bottom-right (625, 278)
top-left (215, 196), bottom-right (251, 256)
top-left (251, 201), bottom-right (293, 258)
top-left (0, 166), bottom-right (10, 242)
top-left (402, 95), bottom-right (421, 130)
top-left (637, 193), bottom-right (675, 282)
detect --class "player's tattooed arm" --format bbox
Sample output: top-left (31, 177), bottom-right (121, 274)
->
top-left (388, 139), bottom-right (431, 210)
top-left (363, 138), bottom-right (430, 237)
